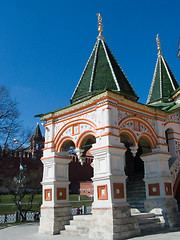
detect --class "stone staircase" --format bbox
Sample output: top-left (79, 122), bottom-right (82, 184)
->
top-left (60, 214), bottom-right (91, 237)
top-left (132, 212), bottom-right (164, 233)
top-left (60, 179), bottom-right (165, 237)
top-left (60, 212), bottom-right (164, 237)
top-left (126, 178), bottom-right (146, 213)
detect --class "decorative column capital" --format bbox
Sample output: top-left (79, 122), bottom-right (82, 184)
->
top-left (130, 144), bottom-right (138, 157)
top-left (75, 148), bottom-right (85, 165)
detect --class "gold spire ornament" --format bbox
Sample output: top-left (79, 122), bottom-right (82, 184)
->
top-left (156, 34), bottom-right (162, 55)
top-left (97, 13), bottom-right (103, 35)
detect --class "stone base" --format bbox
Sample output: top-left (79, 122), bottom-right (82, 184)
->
top-left (88, 204), bottom-right (140, 240)
top-left (144, 198), bottom-right (180, 228)
top-left (39, 204), bottom-right (72, 235)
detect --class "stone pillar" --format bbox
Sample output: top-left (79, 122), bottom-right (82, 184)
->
top-left (39, 151), bottom-right (72, 234)
top-left (141, 151), bottom-right (179, 227)
top-left (88, 144), bottom-right (140, 240)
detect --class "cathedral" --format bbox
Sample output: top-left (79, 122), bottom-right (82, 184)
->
top-left (37, 14), bottom-right (180, 239)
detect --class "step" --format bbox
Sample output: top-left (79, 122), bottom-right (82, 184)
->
top-left (61, 229), bottom-right (88, 237)
top-left (138, 217), bottom-right (160, 224)
top-left (126, 181), bottom-right (145, 186)
top-left (72, 214), bottom-right (92, 221)
top-left (132, 212), bottom-right (156, 218)
top-left (65, 224), bottom-right (89, 232)
top-left (140, 222), bottom-right (164, 233)
top-left (60, 214), bottom-right (91, 237)
top-left (131, 212), bottom-right (164, 233)
top-left (127, 198), bottom-right (145, 202)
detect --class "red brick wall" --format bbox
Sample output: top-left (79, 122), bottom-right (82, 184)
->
top-left (80, 181), bottom-right (93, 197)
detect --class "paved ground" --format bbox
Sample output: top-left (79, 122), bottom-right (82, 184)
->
top-left (0, 222), bottom-right (180, 240)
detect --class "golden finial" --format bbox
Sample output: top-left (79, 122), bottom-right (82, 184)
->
top-left (156, 34), bottom-right (162, 55)
top-left (97, 13), bottom-right (103, 35)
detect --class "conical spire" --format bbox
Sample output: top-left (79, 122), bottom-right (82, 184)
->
top-left (71, 14), bottom-right (138, 104)
top-left (32, 122), bottom-right (43, 139)
top-left (147, 34), bottom-right (179, 105)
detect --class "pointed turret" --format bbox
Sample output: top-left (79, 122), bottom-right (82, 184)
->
top-left (30, 122), bottom-right (44, 157)
top-left (32, 122), bottom-right (43, 139)
top-left (147, 34), bottom-right (179, 105)
top-left (71, 14), bottom-right (138, 104)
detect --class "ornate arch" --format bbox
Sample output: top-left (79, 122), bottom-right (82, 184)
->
top-left (119, 128), bottom-right (137, 146)
top-left (119, 116), bottom-right (158, 148)
top-left (53, 119), bottom-right (97, 152)
top-left (138, 133), bottom-right (156, 149)
top-left (56, 136), bottom-right (75, 152)
top-left (76, 130), bottom-right (97, 149)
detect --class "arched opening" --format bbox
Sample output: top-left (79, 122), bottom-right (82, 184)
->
top-left (120, 133), bottom-right (148, 212)
top-left (138, 137), bottom-right (152, 154)
top-left (120, 133), bottom-right (135, 179)
top-left (61, 140), bottom-right (75, 153)
top-left (120, 133), bottom-right (134, 148)
top-left (120, 133), bottom-right (145, 180)
top-left (79, 135), bottom-right (96, 158)
top-left (134, 137), bottom-right (152, 181)
top-left (69, 135), bottom-right (96, 196)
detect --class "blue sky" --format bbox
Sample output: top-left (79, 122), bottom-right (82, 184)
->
top-left (0, 0), bottom-right (180, 135)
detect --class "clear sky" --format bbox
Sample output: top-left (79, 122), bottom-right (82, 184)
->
top-left (0, 0), bottom-right (180, 135)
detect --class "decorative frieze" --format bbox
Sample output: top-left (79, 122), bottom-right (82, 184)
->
top-left (118, 110), bottom-right (132, 122)
top-left (142, 117), bottom-right (156, 131)
top-left (166, 112), bottom-right (180, 123)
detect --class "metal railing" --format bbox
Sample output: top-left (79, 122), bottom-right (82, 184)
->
top-left (0, 206), bottom-right (92, 224)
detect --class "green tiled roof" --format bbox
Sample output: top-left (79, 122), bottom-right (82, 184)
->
top-left (71, 35), bottom-right (138, 104)
top-left (148, 101), bottom-right (180, 113)
top-left (147, 49), bottom-right (179, 105)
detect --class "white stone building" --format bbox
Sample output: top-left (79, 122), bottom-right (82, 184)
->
top-left (37, 14), bottom-right (180, 240)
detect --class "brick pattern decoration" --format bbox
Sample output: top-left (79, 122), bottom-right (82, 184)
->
top-left (57, 188), bottom-right (66, 200)
top-left (113, 183), bottom-right (124, 199)
top-left (164, 182), bottom-right (172, 196)
top-left (44, 189), bottom-right (52, 201)
top-left (97, 185), bottom-right (108, 200)
top-left (148, 183), bottom-right (160, 196)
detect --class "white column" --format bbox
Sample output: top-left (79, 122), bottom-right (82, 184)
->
top-left (141, 151), bottom-right (179, 227)
top-left (39, 151), bottom-right (72, 234)
top-left (91, 146), bottom-right (128, 208)
top-left (89, 142), bottom-right (140, 240)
